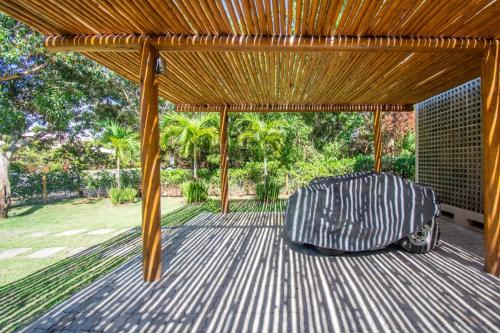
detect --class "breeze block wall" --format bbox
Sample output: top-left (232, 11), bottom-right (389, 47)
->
top-left (416, 78), bottom-right (483, 221)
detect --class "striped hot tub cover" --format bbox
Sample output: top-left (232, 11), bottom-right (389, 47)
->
top-left (284, 172), bottom-right (440, 252)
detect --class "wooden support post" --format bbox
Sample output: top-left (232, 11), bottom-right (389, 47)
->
top-left (42, 174), bottom-right (47, 204)
top-left (139, 42), bottom-right (162, 282)
top-left (374, 106), bottom-right (382, 173)
top-left (482, 41), bottom-right (500, 276)
top-left (220, 107), bottom-right (229, 214)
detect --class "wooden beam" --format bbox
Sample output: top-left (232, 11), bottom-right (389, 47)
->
top-left (139, 41), bottom-right (162, 282)
top-left (176, 104), bottom-right (414, 113)
top-left (44, 35), bottom-right (493, 53)
top-left (481, 40), bottom-right (500, 276)
top-left (220, 107), bottom-right (229, 214)
top-left (373, 106), bottom-right (382, 173)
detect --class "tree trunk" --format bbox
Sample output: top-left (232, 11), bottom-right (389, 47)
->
top-left (0, 153), bottom-right (11, 219)
top-left (263, 154), bottom-right (268, 178)
top-left (116, 156), bottom-right (121, 189)
top-left (193, 145), bottom-right (198, 180)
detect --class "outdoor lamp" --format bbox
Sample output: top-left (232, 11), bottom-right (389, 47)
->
top-left (155, 56), bottom-right (166, 75)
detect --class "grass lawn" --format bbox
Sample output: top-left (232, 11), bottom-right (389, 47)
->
top-left (0, 198), bottom-right (285, 332)
top-left (0, 197), bottom-right (184, 286)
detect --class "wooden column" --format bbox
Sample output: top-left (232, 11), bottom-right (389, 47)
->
top-left (139, 42), bottom-right (162, 282)
top-left (374, 106), bottom-right (382, 173)
top-left (220, 107), bottom-right (229, 214)
top-left (482, 41), bottom-right (500, 276)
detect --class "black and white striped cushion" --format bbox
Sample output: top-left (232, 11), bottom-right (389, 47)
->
top-left (284, 172), bottom-right (440, 251)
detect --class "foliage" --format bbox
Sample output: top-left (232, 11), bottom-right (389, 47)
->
top-left (120, 168), bottom-right (141, 189)
top-left (256, 178), bottom-right (283, 202)
top-left (109, 187), bottom-right (137, 205)
top-left (10, 171), bottom-right (80, 199)
top-left (181, 180), bottom-right (208, 203)
top-left (236, 113), bottom-right (285, 176)
top-left (83, 170), bottom-right (114, 198)
top-left (161, 113), bottom-right (218, 179)
top-left (382, 112), bottom-right (415, 155)
top-left (99, 121), bottom-right (139, 189)
top-left (160, 169), bottom-right (190, 187)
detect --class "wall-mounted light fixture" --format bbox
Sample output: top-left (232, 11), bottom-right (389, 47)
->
top-left (155, 56), bottom-right (166, 75)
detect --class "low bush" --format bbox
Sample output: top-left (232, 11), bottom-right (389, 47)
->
top-left (10, 171), bottom-right (81, 199)
top-left (108, 187), bottom-right (122, 205)
top-left (160, 169), bottom-right (190, 187)
top-left (84, 170), bottom-right (114, 198)
top-left (181, 180), bottom-right (208, 203)
top-left (256, 177), bottom-right (283, 202)
top-left (121, 187), bottom-right (138, 203)
top-left (109, 187), bottom-right (137, 205)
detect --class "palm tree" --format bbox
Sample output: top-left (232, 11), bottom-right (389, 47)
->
top-left (100, 121), bottom-right (139, 189)
top-left (237, 113), bottom-right (285, 177)
top-left (160, 113), bottom-right (218, 179)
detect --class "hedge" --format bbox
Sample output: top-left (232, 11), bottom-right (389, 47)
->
top-left (10, 154), bottom-right (415, 200)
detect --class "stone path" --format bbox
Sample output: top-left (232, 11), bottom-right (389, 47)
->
top-left (0, 248), bottom-right (31, 259)
top-left (0, 228), bottom-right (127, 260)
top-left (20, 213), bottom-right (500, 333)
top-left (87, 228), bottom-right (115, 235)
top-left (54, 229), bottom-right (88, 237)
top-left (29, 231), bottom-right (50, 238)
top-left (25, 247), bottom-right (67, 259)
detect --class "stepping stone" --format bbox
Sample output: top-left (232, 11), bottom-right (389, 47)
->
top-left (25, 247), bottom-right (66, 259)
top-left (2, 231), bottom-right (25, 237)
top-left (54, 229), bottom-right (87, 237)
top-left (111, 229), bottom-right (130, 236)
top-left (0, 248), bottom-right (31, 259)
top-left (29, 231), bottom-right (50, 238)
top-left (67, 247), bottom-right (89, 256)
top-left (87, 228), bottom-right (115, 235)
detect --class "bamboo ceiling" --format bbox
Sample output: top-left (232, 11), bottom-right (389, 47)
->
top-left (1, 0), bottom-right (498, 110)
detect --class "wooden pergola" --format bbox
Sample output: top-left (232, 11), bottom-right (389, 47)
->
top-left (1, 1), bottom-right (498, 280)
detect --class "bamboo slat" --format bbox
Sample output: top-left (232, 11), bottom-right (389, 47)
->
top-left (176, 104), bottom-right (414, 112)
top-left (3, 1), bottom-right (499, 37)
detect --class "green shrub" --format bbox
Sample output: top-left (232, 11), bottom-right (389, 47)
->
top-left (160, 169), bottom-right (190, 187)
top-left (393, 155), bottom-right (416, 180)
top-left (256, 178), bottom-right (283, 202)
top-left (353, 155), bottom-right (374, 172)
top-left (83, 170), bottom-right (114, 197)
top-left (10, 171), bottom-right (81, 199)
top-left (121, 187), bottom-right (138, 203)
top-left (327, 157), bottom-right (356, 176)
top-left (109, 187), bottom-right (137, 205)
top-left (121, 169), bottom-right (141, 189)
top-left (109, 187), bottom-right (122, 205)
top-left (181, 180), bottom-right (208, 203)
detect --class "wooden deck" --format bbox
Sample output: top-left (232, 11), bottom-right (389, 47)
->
top-left (21, 211), bottom-right (500, 333)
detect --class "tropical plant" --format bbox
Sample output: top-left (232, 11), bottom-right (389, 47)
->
top-left (256, 178), bottom-right (282, 202)
top-left (160, 113), bottom-right (218, 180)
top-left (100, 121), bottom-right (139, 189)
top-left (236, 114), bottom-right (285, 177)
top-left (109, 186), bottom-right (137, 205)
top-left (181, 180), bottom-right (208, 203)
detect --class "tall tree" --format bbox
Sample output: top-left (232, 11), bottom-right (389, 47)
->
top-left (0, 13), bottom-right (141, 217)
top-left (160, 113), bottom-right (218, 180)
top-left (382, 112), bottom-right (415, 156)
top-left (237, 113), bottom-right (285, 177)
top-left (99, 121), bottom-right (139, 189)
